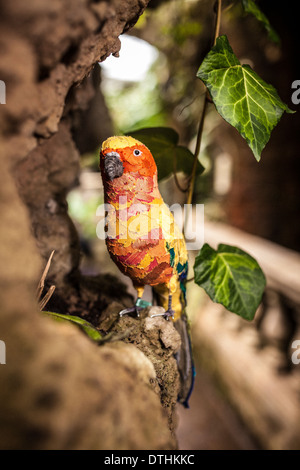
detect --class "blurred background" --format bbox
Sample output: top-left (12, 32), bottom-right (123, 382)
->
top-left (67, 0), bottom-right (300, 450)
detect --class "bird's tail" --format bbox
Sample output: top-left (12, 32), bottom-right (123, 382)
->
top-left (152, 279), bottom-right (195, 408)
top-left (173, 311), bottom-right (195, 408)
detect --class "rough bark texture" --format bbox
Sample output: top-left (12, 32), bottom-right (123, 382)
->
top-left (98, 305), bottom-right (181, 433)
top-left (0, 0), bottom-right (180, 450)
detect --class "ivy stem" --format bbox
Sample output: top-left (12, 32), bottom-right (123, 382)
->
top-left (186, 95), bottom-right (208, 207)
top-left (183, 0), bottom-right (222, 235)
top-left (213, 0), bottom-right (222, 46)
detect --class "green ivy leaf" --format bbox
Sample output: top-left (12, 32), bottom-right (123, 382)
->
top-left (44, 311), bottom-right (102, 342)
top-left (128, 127), bottom-right (205, 180)
top-left (197, 35), bottom-right (293, 161)
top-left (241, 0), bottom-right (280, 44)
top-left (193, 243), bottom-right (266, 321)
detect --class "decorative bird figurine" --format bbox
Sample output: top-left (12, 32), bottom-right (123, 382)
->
top-left (100, 135), bottom-right (194, 407)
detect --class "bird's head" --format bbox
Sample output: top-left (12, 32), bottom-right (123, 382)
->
top-left (100, 136), bottom-right (157, 181)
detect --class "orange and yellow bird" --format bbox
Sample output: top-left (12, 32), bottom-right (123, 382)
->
top-left (100, 135), bottom-right (194, 406)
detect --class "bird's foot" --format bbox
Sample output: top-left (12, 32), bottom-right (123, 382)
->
top-left (119, 298), bottom-right (152, 318)
top-left (150, 308), bottom-right (174, 321)
top-left (119, 305), bottom-right (142, 317)
top-left (150, 294), bottom-right (174, 320)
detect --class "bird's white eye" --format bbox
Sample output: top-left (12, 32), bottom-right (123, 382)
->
top-left (133, 149), bottom-right (142, 156)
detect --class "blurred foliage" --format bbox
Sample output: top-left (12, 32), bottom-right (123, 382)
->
top-left (68, 187), bottom-right (103, 240)
top-left (101, 69), bottom-right (168, 133)
top-left (161, 21), bottom-right (203, 46)
top-left (134, 0), bottom-right (214, 144)
top-left (240, 0), bottom-right (280, 44)
top-left (100, 0), bottom-right (215, 144)
top-left (129, 126), bottom-right (204, 180)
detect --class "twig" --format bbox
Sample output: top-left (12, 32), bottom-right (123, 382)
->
top-left (173, 153), bottom-right (189, 193)
top-left (98, 326), bottom-right (136, 345)
top-left (36, 250), bottom-right (55, 300)
top-left (173, 171), bottom-right (188, 193)
top-left (186, 94), bottom-right (208, 208)
top-left (36, 250), bottom-right (56, 310)
top-left (213, 0), bottom-right (222, 46)
top-left (39, 285), bottom-right (56, 311)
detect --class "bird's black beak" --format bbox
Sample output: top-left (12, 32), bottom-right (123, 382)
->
top-left (104, 151), bottom-right (124, 180)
